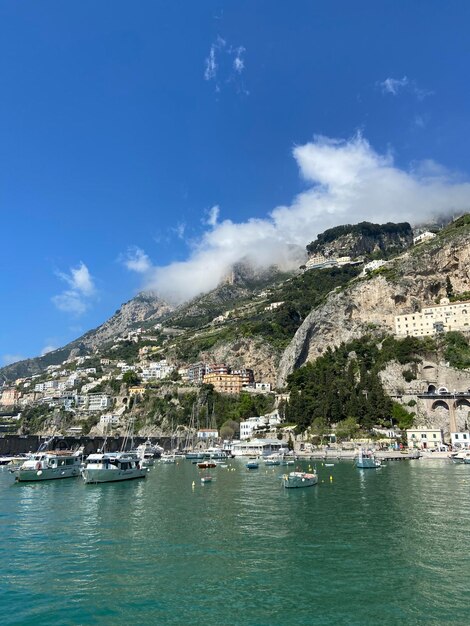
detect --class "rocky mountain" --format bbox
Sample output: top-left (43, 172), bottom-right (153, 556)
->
top-left (277, 215), bottom-right (470, 386)
top-left (306, 221), bottom-right (413, 259)
top-left (2, 217), bottom-right (469, 396)
top-left (0, 292), bottom-right (173, 381)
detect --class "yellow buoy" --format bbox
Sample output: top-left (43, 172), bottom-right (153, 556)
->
top-left (330, 475), bottom-right (333, 482)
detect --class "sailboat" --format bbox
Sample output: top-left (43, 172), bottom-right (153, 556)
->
top-left (184, 404), bottom-right (204, 459)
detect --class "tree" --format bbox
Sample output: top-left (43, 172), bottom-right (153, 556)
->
top-left (335, 417), bottom-right (359, 441)
top-left (220, 419), bottom-right (240, 440)
top-left (122, 371), bottom-right (141, 386)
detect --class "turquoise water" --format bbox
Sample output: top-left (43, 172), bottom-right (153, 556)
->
top-left (1, 458), bottom-right (469, 625)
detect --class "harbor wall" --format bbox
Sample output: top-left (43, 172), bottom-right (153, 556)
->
top-left (0, 435), bottom-right (172, 455)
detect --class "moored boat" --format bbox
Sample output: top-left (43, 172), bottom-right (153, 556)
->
top-left (81, 452), bottom-right (147, 484)
top-left (16, 450), bottom-right (82, 482)
top-left (355, 449), bottom-right (381, 469)
top-left (282, 471), bottom-right (318, 489)
top-left (197, 461), bottom-right (217, 469)
top-left (450, 450), bottom-right (470, 463)
top-left (246, 461), bottom-right (259, 470)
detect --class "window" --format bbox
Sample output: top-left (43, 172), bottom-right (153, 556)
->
top-left (433, 434), bottom-right (437, 439)
top-left (421, 433), bottom-right (427, 439)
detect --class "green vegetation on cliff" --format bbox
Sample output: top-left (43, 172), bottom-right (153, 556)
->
top-left (306, 221), bottom-right (412, 258)
top-left (285, 335), bottom-right (433, 433)
top-left (443, 332), bottom-right (470, 370)
top-left (236, 265), bottom-right (361, 348)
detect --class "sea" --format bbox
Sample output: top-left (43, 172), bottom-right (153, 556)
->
top-left (0, 457), bottom-right (469, 626)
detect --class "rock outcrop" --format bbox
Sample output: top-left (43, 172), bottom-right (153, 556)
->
top-left (277, 229), bottom-right (470, 386)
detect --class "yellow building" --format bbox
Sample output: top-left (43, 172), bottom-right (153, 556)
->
top-left (395, 298), bottom-right (470, 337)
top-left (129, 386), bottom-right (146, 396)
top-left (406, 428), bottom-right (444, 450)
top-left (202, 372), bottom-right (243, 394)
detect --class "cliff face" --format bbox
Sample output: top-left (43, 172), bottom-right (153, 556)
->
top-left (199, 337), bottom-right (279, 386)
top-left (277, 229), bottom-right (470, 387)
top-left (306, 221), bottom-right (413, 259)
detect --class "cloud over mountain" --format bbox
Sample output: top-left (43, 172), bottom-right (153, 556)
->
top-left (130, 134), bottom-right (470, 304)
top-left (52, 262), bottom-right (96, 315)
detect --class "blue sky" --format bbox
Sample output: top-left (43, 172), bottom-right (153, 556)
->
top-left (2, 0), bottom-right (470, 365)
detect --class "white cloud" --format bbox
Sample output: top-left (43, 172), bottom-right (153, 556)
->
top-left (204, 37), bottom-right (246, 92)
top-left (41, 345), bottom-right (57, 356)
top-left (379, 76), bottom-right (434, 100)
top-left (233, 47), bottom-right (245, 73)
top-left (139, 133), bottom-right (470, 305)
top-left (173, 223), bottom-right (186, 240)
top-left (205, 205), bottom-right (220, 227)
top-left (380, 76), bottom-right (409, 95)
top-left (204, 35), bottom-right (226, 81)
top-left (1, 354), bottom-right (25, 366)
top-left (204, 45), bottom-right (217, 81)
top-left (52, 262), bottom-right (96, 315)
top-left (122, 247), bottom-right (152, 273)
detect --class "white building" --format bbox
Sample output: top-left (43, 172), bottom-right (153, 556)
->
top-left (87, 394), bottom-right (111, 411)
top-left (451, 432), bottom-right (470, 449)
top-left (395, 298), bottom-right (470, 337)
top-left (363, 260), bottom-right (387, 274)
top-left (255, 382), bottom-right (271, 392)
top-left (231, 438), bottom-right (289, 457)
top-left (197, 428), bottom-right (219, 439)
top-left (406, 428), bottom-right (444, 450)
top-left (99, 414), bottom-right (120, 426)
top-left (240, 411), bottom-right (282, 440)
top-left (141, 360), bottom-right (174, 382)
top-left (413, 231), bottom-right (437, 245)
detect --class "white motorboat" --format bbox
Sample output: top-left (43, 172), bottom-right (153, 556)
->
top-left (133, 439), bottom-right (162, 467)
top-left (16, 450), bottom-right (82, 482)
top-left (0, 454), bottom-right (29, 468)
top-left (450, 450), bottom-right (470, 463)
top-left (282, 471), bottom-right (318, 489)
top-left (81, 452), bottom-right (148, 484)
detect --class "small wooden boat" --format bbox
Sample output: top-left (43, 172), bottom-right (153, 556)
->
top-left (201, 475), bottom-right (212, 483)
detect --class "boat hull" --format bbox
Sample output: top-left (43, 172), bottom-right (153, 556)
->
top-left (82, 468), bottom-right (147, 484)
top-left (356, 460), bottom-right (381, 469)
top-left (282, 472), bottom-right (318, 488)
top-left (16, 467), bottom-right (81, 482)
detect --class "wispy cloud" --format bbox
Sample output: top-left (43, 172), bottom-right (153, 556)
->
top-left (121, 247), bottom-right (152, 273)
top-left (380, 76), bottom-right (409, 95)
top-left (41, 345), bottom-right (57, 356)
top-left (52, 262), bottom-right (96, 315)
top-left (379, 76), bottom-right (434, 99)
top-left (204, 36), bottom-right (247, 93)
top-left (204, 35), bottom-right (226, 81)
top-left (205, 205), bottom-right (220, 227)
top-left (1, 354), bottom-right (25, 366)
top-left (172, 222), bottom-right (186, 240)
top-left (138, 133), bottom-right (470, 304)
top-left (233, 46), bottom-right (245, 74)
